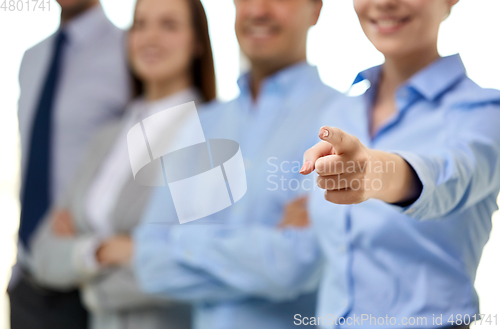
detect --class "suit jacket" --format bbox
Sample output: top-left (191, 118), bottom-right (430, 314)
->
top-left (30, 117), bottom-right (192, 329)
top-left (13, 4), bottom-right (131, 285)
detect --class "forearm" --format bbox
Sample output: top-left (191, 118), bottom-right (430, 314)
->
top-left (31, 217), bottom-right (102, 289)
top-left (166, 225), bottom-right (323, 301)
top-left (133, 225), bottom-right (247, 303)
top-left (369, 150), bottom-right (422, 205)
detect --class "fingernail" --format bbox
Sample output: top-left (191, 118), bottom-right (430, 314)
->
top-left (321, 128), bottom-right (329, 139)
top-left (300, 161), bottom-right (311, 174)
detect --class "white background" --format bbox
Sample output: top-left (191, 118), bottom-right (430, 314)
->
top-left (1, 0), bottom-right (499, 327)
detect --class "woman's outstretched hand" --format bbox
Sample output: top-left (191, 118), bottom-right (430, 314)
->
top-left (300, 126), bottom-right (422, 205)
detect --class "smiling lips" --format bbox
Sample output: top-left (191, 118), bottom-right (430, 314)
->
top-left (139, 47), bottom-right (164, 64)
top-left (370, 16), bottom-right (411, 34)
top-left (244, 25), bottom-right (279, 40)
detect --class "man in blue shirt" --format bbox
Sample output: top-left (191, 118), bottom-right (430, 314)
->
top-left (133, 0), bottom-right (341, 328)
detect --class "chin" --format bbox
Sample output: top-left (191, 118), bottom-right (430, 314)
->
top-left (243, 45), bottom-right (279, 60)
top-left (57, 0), bottom-right (90, 10)
top-left (245, 52), bottom-right (275, 64)
top-left (135, 71), bottom-right (158, 83)
top-left (372, 41), bottom-right (410, 58)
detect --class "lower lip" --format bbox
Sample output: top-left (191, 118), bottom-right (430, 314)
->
top-left (247, 34), bottom-right (274, 42)
top-left (371, 19), bottom-right (410, 34)
top-left (141, 56), bottom-right (162, 64)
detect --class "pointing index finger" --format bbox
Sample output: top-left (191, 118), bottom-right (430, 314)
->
top-left (319, 126), bottom-right (357, 155)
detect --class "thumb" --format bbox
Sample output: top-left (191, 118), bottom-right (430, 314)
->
top-left (318, 126), bottom-right (358, 155)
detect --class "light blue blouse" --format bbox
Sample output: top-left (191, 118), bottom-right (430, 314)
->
top-left (310, 54), bottom-right (500, 328)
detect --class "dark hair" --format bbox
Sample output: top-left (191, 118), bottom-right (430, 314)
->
top-left (130, 0), bottom-right (217, 102)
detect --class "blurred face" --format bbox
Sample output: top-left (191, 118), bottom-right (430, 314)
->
top-left (56, 0), bottom-right (94, 10)
top-left (234, 0), bottom-right (322, 67)
top-left (129, 0), bottom-right (197, 84)
top-left (354, 0), bottom-right (458, 58)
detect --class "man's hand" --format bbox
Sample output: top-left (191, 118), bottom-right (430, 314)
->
top-left (95, 235), bottom-right (133, 267)
top-left (52, 209), bottom-right (76, 237)
top-left (278, 196), bottom-right (310, 228)
top-left (300, 126), bottom-right (421, 205)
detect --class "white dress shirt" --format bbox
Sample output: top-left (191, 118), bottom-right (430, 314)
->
top-left (81, 88), bottom-right (202, 272)
top-left (14, 4), bottom-right (131, 279)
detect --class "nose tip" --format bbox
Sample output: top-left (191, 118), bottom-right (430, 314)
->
top-left (246, 0), bottom-right (271, 17)
top-left (373, 0), bottom-right (399, 9)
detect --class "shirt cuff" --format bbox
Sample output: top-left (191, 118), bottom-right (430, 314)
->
top-left (388, 151), bottom-right (436, 220)
top-left (81, 283), bottom-right (101, 313)
top-left (72, 235), bottom-right (104, 277)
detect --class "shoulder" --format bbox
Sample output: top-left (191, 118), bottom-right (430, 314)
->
top-left (101, 21), bottom-right (127, 42)
top-left (198, 98), bottom-right (237, 119)
top-left (306, 73), bottom-right (344, 105)
top-left (18, 35), bottom-right (56, 86)
top-left (94, 22), bottom-right (128, 55)
top-left (443, 76), bottom-right (500, 111)
top-left (23, 34), bottom-right (54, 56)
top-left (320, 91), bottom-right (357, 116)
top-left (20, 34), bottom-right (54, 68)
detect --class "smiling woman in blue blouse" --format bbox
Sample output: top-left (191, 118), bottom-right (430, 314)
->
top-left (300, 0), bottom-right (500, 328)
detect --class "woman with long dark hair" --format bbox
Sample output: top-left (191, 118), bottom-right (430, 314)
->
top-left (30, 0), bottom-right (216, 328)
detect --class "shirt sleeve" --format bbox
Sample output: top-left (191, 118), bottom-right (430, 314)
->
top-left (134, 161), bottom-right (323, 303)
top-left (81, 265), bottom-right (173, 312)
top-left (30, 211), bottom-right (105, 289)
top-left (133, 224), bottom-right (248, 303)
top-left (166, 224), bottom-right (323, 302)
top-left (392, 104), bottom-right (500, 221)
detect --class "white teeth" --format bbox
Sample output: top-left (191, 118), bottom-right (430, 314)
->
top-left (248, 26), bottom-right (272, 37)
top-left (376, 19), bottom-right (403, 28)
top-left (141, 48), bottom-right (161, 61)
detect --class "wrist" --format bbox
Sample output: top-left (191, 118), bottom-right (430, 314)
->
top-left (73, 236), bottom-right (103, 276)
top-left (368, 151), bottom-right (419, 204)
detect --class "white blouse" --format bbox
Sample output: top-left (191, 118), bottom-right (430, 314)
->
top-left (81, 88), bottom-right (202, 271)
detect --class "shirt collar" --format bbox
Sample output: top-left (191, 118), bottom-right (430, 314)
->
top-left (237, 61), bottom-right (319, 96)
top-left (407, 54), bottom-right (466, 101)
top-left (353, 54), bottom-right (467, 102)
top-left (61, 4), bottom-right (112, 47)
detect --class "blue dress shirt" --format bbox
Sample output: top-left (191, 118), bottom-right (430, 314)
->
top-left (310, 54), bottom-right (500, 328)
top-left (134, 62), bottom-right (341, 329)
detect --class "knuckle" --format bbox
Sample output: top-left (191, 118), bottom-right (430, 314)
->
top-left (330, 127), bottom-right (342, 136)
top-left (324, 190), bottom-right (334, 203)
top-left (325, 177), bottom-right (336, 190)
top-left (316, 176), bottom-right (324, 189)
top-left (357, 154), bottom-right (369, 166)
top-left (315, 159), bottom-right (326, 174)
